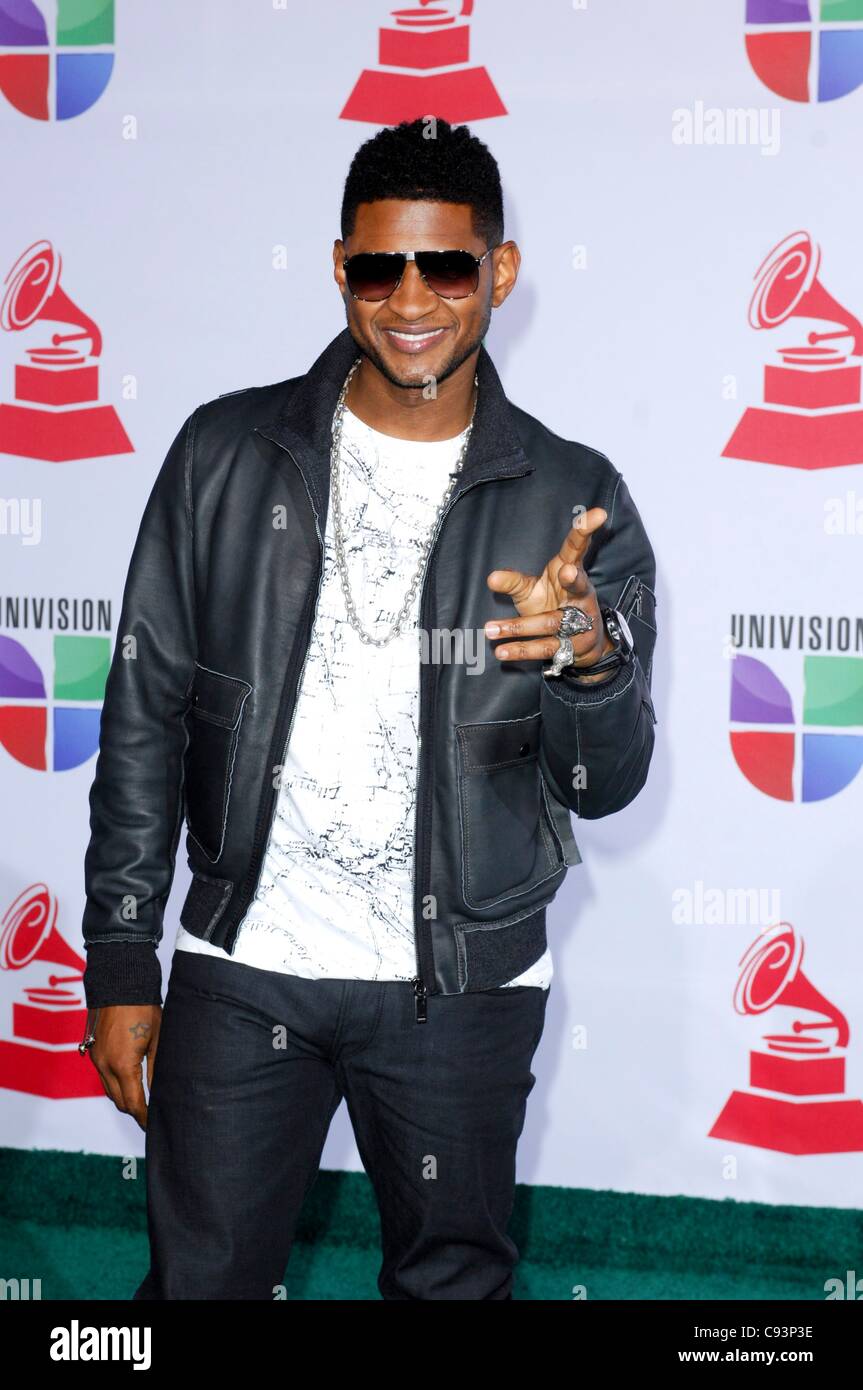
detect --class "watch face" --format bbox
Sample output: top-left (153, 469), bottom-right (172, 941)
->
top-left (612, 608), bottom-right (634, 651)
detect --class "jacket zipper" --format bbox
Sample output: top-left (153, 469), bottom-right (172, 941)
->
top-left (227, 440), bottom-right (325, 950)
top-left (619, 574), bottom-right (644, 622)
top-left (411, 464), bottom-right (531, 1023)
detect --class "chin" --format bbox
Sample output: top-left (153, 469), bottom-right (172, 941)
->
top-left (380, 352), bottom-right (453, 389)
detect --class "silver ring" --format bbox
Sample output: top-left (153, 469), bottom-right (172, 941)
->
top-left (543, 635), bottom-right (576, 677)
top-left (558, 605), bottom-right (593, 638)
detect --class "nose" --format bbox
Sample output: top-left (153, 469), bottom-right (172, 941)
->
top-left (386, 259), bottom-right (441, 317)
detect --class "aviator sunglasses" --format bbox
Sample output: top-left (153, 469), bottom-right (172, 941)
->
top-left (342, 246), bottom-right (498, 302)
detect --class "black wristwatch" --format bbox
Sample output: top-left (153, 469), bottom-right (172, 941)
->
top-left (565, 606), bottom-right (634, 682)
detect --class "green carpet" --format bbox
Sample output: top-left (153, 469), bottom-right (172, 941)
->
top-left (1, 1147), bottom-right (859, 1300)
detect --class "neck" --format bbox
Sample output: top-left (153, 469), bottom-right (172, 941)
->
top-left (344, 351), bottom-right (479, 442)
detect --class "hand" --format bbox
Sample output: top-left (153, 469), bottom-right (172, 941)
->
top-left (87, 1005), bottom-right (162, 1132)
top-left (485, 506), bottom-right (615, 681)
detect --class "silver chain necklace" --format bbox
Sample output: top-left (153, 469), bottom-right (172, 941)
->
top-left (329, 356), bottom-right (479, 647)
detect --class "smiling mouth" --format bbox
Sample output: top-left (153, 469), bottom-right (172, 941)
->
top-left (382, 326), bottom-right (451, 353)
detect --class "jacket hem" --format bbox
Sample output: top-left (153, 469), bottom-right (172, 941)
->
top-left (430, 903), bottom-right (549, 994)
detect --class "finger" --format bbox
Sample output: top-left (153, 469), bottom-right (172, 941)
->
top-left (556, 559), bottom-right (593, 598)
top-left (558, 507), bottom-right (608, 572)
top-left (493, 632), bottom-right (599, 663)
top-left (485, 567), bottom-right (537, 606)
top-left (90, 1059), bottom-right (114, 1102)
top-left (95, 1061), bottom-right (127, 1113)
top-left (117, 1067), bottom-right (149, 1132)
top-left (485, 608), bottom-right (597, 642)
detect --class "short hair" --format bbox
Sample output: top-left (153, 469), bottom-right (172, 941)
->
top-left (340, 116), bottom-right (504, 250)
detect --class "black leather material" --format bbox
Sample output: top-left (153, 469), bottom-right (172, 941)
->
top-left (80, 327), bottom-right (658, 1007)
top-left (455, 712), bottom-right (561, 911)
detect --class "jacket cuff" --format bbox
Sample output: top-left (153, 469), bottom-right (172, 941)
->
top-left (543, 653), bottom-right (646, 708)
top-left (82, 941), bottom-right (163, 1009)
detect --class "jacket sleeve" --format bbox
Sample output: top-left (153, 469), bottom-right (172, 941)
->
top-left (80, 409), bottom-right (199, 1008)
top-left (538, 470), bottom-right (657, 819)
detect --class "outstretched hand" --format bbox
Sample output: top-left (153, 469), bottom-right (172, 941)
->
top-left (484, 506), bottom-right (615, 679)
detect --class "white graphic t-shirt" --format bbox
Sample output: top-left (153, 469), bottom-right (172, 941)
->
top-left (174, 403), bottom-right (553, 990)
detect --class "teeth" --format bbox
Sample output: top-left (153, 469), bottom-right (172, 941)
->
top-left (387, 329), bottom-right (443, 341)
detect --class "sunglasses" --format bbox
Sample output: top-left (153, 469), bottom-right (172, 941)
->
top-left (342, 247), bottom-right (497, 302)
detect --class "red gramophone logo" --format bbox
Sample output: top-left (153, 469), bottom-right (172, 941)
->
top-left (341, 0), bottom-right (506, 124)
top-left (723, 231), bottom-right (863, 470)
top-left (709, 922), bottom-right (863, 1155)
top-left (0, 238), bottom-right (133, 462)
top-left (0, 883), bottom-right (102, 1099)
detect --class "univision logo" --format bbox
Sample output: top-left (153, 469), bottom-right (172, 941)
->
top-left (730, 651), bottom-right (863, 800)
top-left (0, 633), bottom-right (108, 770)
top-left (746, 0), bottom-right (863, 103)
top-left (0, 0), bottom-right (115, 121)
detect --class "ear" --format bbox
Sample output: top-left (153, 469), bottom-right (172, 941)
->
top-left (491, 241), bottom-right (520, 308)
top-left (333, 240), bottom-right (347, 291)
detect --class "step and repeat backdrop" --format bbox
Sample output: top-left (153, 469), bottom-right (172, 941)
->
top-left (1, 1), bottom-right (863, 1209)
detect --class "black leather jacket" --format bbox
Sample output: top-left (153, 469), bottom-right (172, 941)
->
top-left (81, 327), bottom-right (658, 1017)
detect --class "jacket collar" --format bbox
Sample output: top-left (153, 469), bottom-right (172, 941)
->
top-left (254, 327), bottom-right (533, 518)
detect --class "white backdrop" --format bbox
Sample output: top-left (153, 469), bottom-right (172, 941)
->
top-left (1, 0), bottom-right (862, 1210)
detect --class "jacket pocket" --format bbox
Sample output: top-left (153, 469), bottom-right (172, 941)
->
top-left (183, 662), bottom-right (253, 862)
top-left (455, 711), bottom-right (563, 910)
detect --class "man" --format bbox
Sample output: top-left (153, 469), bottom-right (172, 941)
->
top-left (80, 116), bottom-right (657, 1301)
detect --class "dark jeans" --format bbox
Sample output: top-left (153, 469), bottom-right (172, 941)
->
top-left (132, 949), bottom-right (549, 1300)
